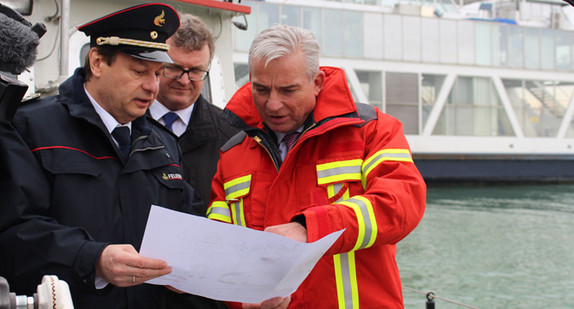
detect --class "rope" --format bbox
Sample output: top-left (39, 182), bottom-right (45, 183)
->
top-left (96, 36), bottom-right (170, 51)
top-left (403, 286), bottom-right (480, 309)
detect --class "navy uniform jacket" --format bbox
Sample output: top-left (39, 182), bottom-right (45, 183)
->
top-left (0, 68), bottom-right (202, 309)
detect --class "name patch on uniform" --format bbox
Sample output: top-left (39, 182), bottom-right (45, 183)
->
top-left (162, 172), bottom-right (182, 181)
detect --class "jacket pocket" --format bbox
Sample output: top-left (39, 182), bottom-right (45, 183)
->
top-left (316, 159), bottom-right (363, 203)
top-left (39, 147), bottom-right (103, 177)
top-left (222, 174), bottom-right (252, 227)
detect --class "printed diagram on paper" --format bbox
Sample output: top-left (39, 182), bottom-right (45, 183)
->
top-left (140, 206), bottom-right (343, 303)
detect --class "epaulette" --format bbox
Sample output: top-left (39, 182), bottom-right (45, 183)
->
top-left (17, 93), bottom-right (42, 107)
top-left (21, 93), bottom-right (41, 104)
top-left (354, 102), bottom-right (378, 127)
top-left (221, 131), bottom-right (247, 153)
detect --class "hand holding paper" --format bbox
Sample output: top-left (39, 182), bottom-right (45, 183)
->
top-left (139, 206), bottom-right (344, 303)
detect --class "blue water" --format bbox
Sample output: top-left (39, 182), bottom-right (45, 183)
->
top-left (398, 184), bottom-right (574, 309)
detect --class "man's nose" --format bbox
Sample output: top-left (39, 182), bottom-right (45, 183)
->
top-left (266, 90), bottom-right (282, 111)
top-left (143, 73), bottom-right (160, 93)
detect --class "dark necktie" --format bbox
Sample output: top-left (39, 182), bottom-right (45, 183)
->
top-left (112, 126), bottom-right (131, 160)
top-left (163, 112), bottom-right (179, 132)
top-left (283, 131), bottom-right (301, 152)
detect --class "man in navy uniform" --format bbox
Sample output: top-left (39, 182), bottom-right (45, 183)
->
top-left (150, 13), bottom-right (239, 217)
top-left (0, 4), bottom-right (202, 308)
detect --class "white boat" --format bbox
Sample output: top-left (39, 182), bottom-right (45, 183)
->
top-left (8, 0), bottom-right (574, 182)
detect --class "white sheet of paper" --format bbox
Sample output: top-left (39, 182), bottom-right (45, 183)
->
top-left (139, 205), bottom-right (343, 303)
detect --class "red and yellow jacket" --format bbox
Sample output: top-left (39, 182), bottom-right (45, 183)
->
top-left (208, 67), bottom-right (426, 308)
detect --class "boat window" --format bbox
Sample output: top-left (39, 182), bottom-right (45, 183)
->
top-left (234, 2), bottom-right (257, 52)
top-left (505, 79), bottom-right (574, 138)
top-left (403, 16), bottom-right (421, 62)
top-left (356, 70), bottom-right (383, 109)
top-left (234, 63), bottom-right (249, 89)
top-left (508, 26), bottom-right (524, 68)
top-left (457, 20), bottom-right (475, 65)
top-left (258, 2), bottom-right (280, 29)
top-left (554, 30), bottom-right (573, 71)
top-left (384, 14), bottom-right (402, 60)
top-left (421, 74), bottom-right (446, 129)
top-left (303, 7), bottom-right (322, 47)
top-left (422, 18), bottom-right (439, 63)
top-left (492, 24), bottom-right (509, 67)
top-left (433, 77), bottom-right (513, 137)
top-left (281, 5), bottom-right (301, 27)
top-left (344, 11), bottom-right (363, 58)
top-left (324, 9), bottom-right (343, 57)
top-left (525, 27), bottom-right (541, 70)
top-left (438, 19), bottom-right (457, 64)
top-left (386, 72), bottom-right (419, 134)
top-left (541, 29), bottom-right (555, 71)
top-left (475, 22), bottom-right (492, 66)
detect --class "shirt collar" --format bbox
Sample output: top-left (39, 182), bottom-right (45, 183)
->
top-left (149, 99), bottom-right (195, 127)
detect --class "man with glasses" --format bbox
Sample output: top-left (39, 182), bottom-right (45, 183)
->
top-left (150, 13), bottom-right (238, 213)
top-left (148, 13), bottom-right (238, 309)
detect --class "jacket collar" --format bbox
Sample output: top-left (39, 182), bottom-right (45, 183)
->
top-left (61, 68), bottom-right (151, 138)
top-left (178, 94), bottom-right (220, 149)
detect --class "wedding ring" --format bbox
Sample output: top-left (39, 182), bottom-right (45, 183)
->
top-left (132, 275), bottom-right (136, 284)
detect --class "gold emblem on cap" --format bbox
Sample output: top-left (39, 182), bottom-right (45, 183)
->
top-left (154, 10), bottom-right (165, 27)
top-left (150, 31), bottom-right (158, 40)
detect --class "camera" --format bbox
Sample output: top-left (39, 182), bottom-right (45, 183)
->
top-left (0, 3), bottom-right (46, 123)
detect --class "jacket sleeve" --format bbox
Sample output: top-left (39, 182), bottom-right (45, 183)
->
top-left (0, 123), bottom-right (108, 295)
top-left (299, 111), bottom-right (426, 256)
top-left (206, 132), bottom-right (248, 224)
top-left (206, 152), bottom-right (233, 224)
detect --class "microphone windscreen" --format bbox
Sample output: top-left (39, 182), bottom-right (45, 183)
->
top-left (0, 13), bottom-right (40, 75)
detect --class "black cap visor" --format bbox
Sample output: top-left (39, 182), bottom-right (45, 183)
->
top-left (122, 48), bottom-right (173, 64)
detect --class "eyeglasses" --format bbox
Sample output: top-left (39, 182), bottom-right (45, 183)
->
top-left (162, 64), bottom-right (210, 81)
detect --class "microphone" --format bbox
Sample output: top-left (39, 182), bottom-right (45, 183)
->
top-left (0, 4), bottom-right (46, 75)
top-left (0, 4), bottom-right (46, 123)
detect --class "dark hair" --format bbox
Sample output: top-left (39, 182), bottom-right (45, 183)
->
top-left (83, 46), bottom-right (122, 81)
top-left (170, 13), bottom-right (215, 61)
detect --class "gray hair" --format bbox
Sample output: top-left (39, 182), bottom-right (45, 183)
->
top-left (170, 13), bottom-right (215, 61)
top-left (248, 24), bottom-right (320, 81)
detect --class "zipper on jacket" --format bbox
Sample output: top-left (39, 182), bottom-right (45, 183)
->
top-left (130, 135), bottom-right (166, 155)
top-left (253, 135), bottom-right (281, 172)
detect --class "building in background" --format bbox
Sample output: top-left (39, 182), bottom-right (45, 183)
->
top-left (10, 0), bottom-right (574, 182)
top-left (232, 0), bottom-right (574, 182)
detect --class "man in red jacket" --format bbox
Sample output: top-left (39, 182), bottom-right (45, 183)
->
top-left (208, 24), bottom-right (426, 309)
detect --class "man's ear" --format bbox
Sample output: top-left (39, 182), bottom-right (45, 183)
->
top-left (313, 70), bottom-right (325, 96)
top-left (88, 48), bottom-right (104, 78)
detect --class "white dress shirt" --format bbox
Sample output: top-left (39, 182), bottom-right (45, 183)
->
top-left (149, 100), bottom-right (195, 137)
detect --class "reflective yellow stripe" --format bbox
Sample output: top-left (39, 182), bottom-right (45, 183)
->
top-left (317, 159), bottom-right (362, 185)
top-left (362, 149), bottom-right (412, 188)
top-left (333, 252), bottom-right (359, 308)
top-left (222, 175), bottom-right (251, 227)
top-left (339, 196), bottom-right (377, 251)
top-left (207, 201), bottom-right (231, 223)
top-left (328, 182), bottom-right (358, 308)
top-left (230, 200), bottom-right (246, 227)
top-left (224, 174), bottom-right (252, 200)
